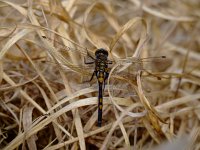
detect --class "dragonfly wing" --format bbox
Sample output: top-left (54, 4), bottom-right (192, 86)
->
top-left (110, 56), bottom-right (171, 81)
top-left (115, 56), bottom-right (171, 71)
top-left (42, 59), bottom-right (94, 77)
top-left (42, 35), bottom-right (95, 58)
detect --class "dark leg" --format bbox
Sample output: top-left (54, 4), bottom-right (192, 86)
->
top-left (103, 72), bottom-right (109, 91)
top-left (105, 72), bottom-right (109, 80)
top-left (84, 56), bottom-right (94, 64)
top-left (89, 71), bottom-right (96, 82)
top-left (87, 51), bottom-right (95, 60)
top-left (107, 60), bottom-right (113, 64)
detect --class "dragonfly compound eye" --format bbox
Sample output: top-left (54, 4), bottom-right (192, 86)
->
top-left (95, 48), bottom-right (108, 57)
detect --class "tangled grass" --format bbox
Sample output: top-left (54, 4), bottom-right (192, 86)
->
top-left (0, 0), bottom-right (200, 149)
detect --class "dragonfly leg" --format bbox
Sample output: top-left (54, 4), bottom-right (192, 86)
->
top-left (87, 50), bottom-right (95, 60)
top-left (107, 60), bottom-right (113, 64)
top-left (103, 82), bottom-right (106, 92)
top-left (84, 51), bottom-right (95, 64)
top-left (103, 72), bottom-right (109, 91)
top-left (89, 71), bottom-right (96, 82)
top-left (84, 56), bottom-right (94, 64)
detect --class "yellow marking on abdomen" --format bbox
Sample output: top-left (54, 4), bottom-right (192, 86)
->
top-left (99, 98), bottom-right (103, 102)
top-left (99, 105), bottom-right (102, 109)
top-left (98, 77), bottom-right (104, 82)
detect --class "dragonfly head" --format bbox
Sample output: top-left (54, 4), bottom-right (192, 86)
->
top-left (95, 48), bottom-right (108, 59)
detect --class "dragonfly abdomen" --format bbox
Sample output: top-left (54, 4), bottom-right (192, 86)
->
top-left (97, 83), bottom-right (103, 127)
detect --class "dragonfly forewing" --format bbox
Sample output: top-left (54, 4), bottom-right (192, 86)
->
top-left (110, 56), bottom-right (168, 78)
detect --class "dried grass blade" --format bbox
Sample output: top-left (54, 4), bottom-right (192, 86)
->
top-left (101, 103), bottom-right (144, 150)
top-left (4, 98), bottom-right (97, 150)
top-left (130, 0), bottom-right (195, 21)
top-left (59, 69), bottom-right (86, 150)
top-left (143, 117), bottom-right (161, 143)
top-left (34, 82), bottom-right (74, 140)
top-left (23, 106), bottom-right (37, 150)
top-left (16, 44), bottom-right (59, 103)
top-left (136, 71), bottom-right (165, 135)
top-left (3, 72), bottom-right (46, 114)
top-left (109, 17), bottom-right (147, 57)
top-left (83, 2), bottom-right (108, 49)
top-left (0, 0), bottom-right (28, 16)
top-left (0, 60), bottom-right (2, 83)
top-left (0, 29), bottom-right (32, 60)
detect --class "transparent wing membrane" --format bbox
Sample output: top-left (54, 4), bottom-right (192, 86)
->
top-left (41, 35), bottom-right (168, 79)
top-left (42, 36), bottom-right (94, 57)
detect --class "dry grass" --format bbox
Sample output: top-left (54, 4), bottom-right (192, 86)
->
top-left (0, 0), bottom-right (200, 150)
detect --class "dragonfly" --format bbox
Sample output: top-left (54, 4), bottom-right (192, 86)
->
top-left (41, 35), bottom-right (168, 127)
top-left (85, 48), bottom-right (112, 127)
